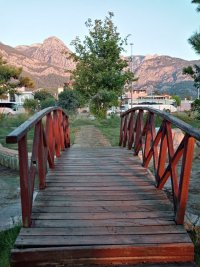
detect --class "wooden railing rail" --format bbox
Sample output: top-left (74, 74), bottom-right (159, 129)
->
top-left (119, 107), bottom-right (200, 224)
top-left (6, 107), bottom-right (70, 227)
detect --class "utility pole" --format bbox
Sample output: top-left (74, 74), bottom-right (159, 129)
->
top-left (130, 43), bottom-right (133, 108)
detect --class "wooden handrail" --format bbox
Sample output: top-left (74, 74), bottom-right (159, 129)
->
top-left (119, 107), bottom-right (199, 224)
top-left (6, 107), bottom-right (70, 227)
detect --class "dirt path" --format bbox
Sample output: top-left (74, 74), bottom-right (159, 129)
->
top-left (73, 125), bottom-right (111, 148)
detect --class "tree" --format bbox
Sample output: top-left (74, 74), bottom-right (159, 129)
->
top-left (0, 55), bottom-right (34, 99)
top-left (58, 90), bottom-right (80, 112)
top-left (171, 95), bottom-right (181, 106)
top-left (23, 99), bottom-right (39, 113)
top-left (183, 65), bottom-right (200, 98)
top-left (191, 98), bottom-right (200, 112)
top-left (183, 1), bottom-right (200, 98)
top-left (189, 0), bottom-right (200, 55)
top-left (40, 98), bottom-right (56, 109)
top-left (70, 12), bottom-right (135, 118)
top-left (34, 89), bottom-right (54, 101)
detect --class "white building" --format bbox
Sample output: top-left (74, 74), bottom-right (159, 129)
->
top-left (11, 87), bottom-right (34, 104)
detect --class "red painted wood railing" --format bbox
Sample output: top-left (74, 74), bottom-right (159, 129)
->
top-left (119, 107), bottom-right (200, 225)
top-left (6, 107), bottom-right (70, 227)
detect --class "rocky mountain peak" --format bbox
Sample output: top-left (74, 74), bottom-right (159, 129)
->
top-left (42, 36), bottom-right (66, 48)
top-left (32, 36), bottom-right (74, 70)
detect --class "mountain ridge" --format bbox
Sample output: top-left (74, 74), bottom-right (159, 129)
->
top-left (0, 36), bottom-right (200, 97)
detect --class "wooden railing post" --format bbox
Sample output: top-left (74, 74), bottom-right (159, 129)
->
top-left (38, 121), bottom-right (46, 189)
top-left (53, 110), bottom-right (61, 157)
top-left (128, 111), bottom-right (135, 150)
top-left (65, 115), bottom-right (70, 147)
top-left (46, 113), bottom-right (55, 168)
top-left (156, 121), bottom-right (167, 185)
top-left (134, 110), bottom-right (144, 155)
top-left (175, 135), bottom-right (195, 224)
top-left (143, 112), bottom-right (152, 165)
top-left (119, 116), bottom-right (124, 146)
top-left (18, 135), bottom-right (31, 227)
top-left (123, 116), bottom-right (128, 147)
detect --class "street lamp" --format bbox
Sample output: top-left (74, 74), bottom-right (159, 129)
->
top-left (130, 43), bottom-right (134, 108)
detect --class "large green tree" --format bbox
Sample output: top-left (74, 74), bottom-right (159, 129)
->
top-left (0, 56), bottom-right (34, 99)
top-left (183, 0), bottom-right (200, 98)
top-left (70, 12), bottom-right (135, 118)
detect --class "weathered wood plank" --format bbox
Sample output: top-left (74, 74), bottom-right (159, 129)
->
top-left (34, 199), bottom-right (171, 207)
top-left (31, 211), bottom-right (173, 220)
top-left (15, 233), bottom-right (192, 247)
top-left (19, 225), bottom-right (187, 236)
top-left (32, 218), bottom-right (175, 228)
top-left (37, 194), bottom-right (168, 201)
top-left (39, 189), bottom-right (166, 196)
top-left (32, 204), bottom-right (173, 213)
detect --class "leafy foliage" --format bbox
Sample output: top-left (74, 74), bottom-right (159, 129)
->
top-left (171, 95), bottom-right (181, 106)
top-left (58, 90), bottom-right (80, 112)
top-left (40, 98), bottom-right (56, 109)
top-left (70, 12), bottom-right (135, 118)
top-left (192, 98), bottom-right (200, 111)
top-left (34, 89), bottom-right (54, 101)
top-left (183, 1), bottom-right (200, 100)
top-left (189, 32), bottom-right (200, 55)
top-left (183, 65), bottom-right (200, 91)
top-left (23, 99), bottom-right (39, 113)
top-left (189, 0), bottom-right (200, 55)
top-left (192, 0), bottom-right (200, 13)
top-left (0, 55), bottom-right (34, 99)
top-left (190, 1), bottom-right (200, 55)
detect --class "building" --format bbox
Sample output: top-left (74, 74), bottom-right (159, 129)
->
top-left (0, 87), bottom-right (34, 104)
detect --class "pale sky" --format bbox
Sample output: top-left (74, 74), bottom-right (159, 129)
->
top-left (0, 0), bottom-right (200, 60)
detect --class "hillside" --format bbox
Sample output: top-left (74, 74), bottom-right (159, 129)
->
top-left (130, 55), bottom-right (200, 98)
top-left (0, 36), bottom-right (200, 97)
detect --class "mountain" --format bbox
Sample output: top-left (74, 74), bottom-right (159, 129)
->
top-left (0, 37), bottom-right (75, 89)
top-left (15, 36), bottom-right (75, 70)
top-left (0, 36), bottom-right (200, 98)
top-left (129, 55), bottom-right (200, 98)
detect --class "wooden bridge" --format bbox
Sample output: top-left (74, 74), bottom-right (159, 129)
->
top-left (6, 107), bottom-right (200, 267)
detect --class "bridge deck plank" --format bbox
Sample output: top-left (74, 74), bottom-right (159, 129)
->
top-left (11, 148), bottom-right (194, 266)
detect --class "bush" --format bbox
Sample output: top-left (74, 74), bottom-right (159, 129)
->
top-left (40, 98), bottom-right (56, 109)
top-left (23, 99), bottom-right (39, 113)
top-left (58, 90), bottom-right (80, 112)
top-left (34, 89), bottom-right (54, 101)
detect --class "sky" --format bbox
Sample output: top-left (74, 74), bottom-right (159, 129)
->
top-left (0, 0), bottom-right (200, 60)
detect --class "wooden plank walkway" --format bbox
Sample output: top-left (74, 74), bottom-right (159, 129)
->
top-left (11, 148), bottom-right (194, 266)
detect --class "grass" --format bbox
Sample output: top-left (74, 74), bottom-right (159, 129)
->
top-left (0, 113), bottom-right (30, 150)
top-left (0, 226), bottom-right (21, 267)
top-left (189, 227), bottom-right (200, 266)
